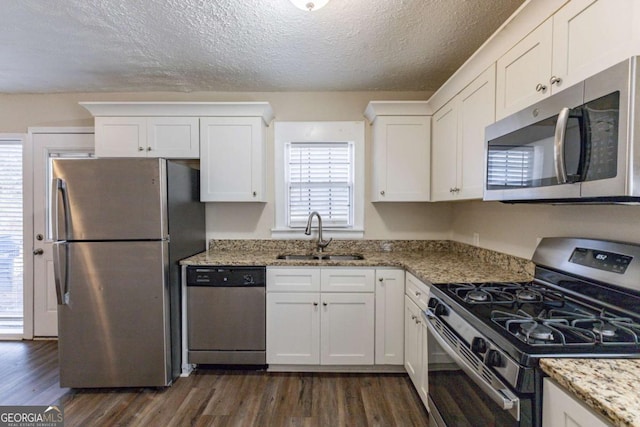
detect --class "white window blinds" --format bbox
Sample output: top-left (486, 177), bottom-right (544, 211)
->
top-left (487, 147), bottom-right (535, 187)
top-left (286, 142), bottom-right (353, 228)
top-left (0, 141), bottom-right (23, 333)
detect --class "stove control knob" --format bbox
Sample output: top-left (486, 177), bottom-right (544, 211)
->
top-left (485, 349), bottom-right (503, 368)
top-left (434, 303), bottom-right (449, 317)
top-left (471, 337), bottom-right (487, 354)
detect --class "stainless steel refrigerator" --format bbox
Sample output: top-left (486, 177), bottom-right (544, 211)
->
top-left (51, 158), bottom-right (205, 388)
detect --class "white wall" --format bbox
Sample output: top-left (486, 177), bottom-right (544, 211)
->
top-left (0, 90), bottom-right (454, 242)
top-left (451, 200), bottom-right (640, 259)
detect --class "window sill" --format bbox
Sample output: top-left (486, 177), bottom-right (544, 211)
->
top-left (271, 228), bottom-right (365, 240)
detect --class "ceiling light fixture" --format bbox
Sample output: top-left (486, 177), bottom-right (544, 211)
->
top-left (289, 0), bottom-right (330, 11)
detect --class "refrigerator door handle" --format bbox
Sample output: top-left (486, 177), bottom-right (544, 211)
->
top-left (52, 178), bottom-right (69, 241)
top-left (53, 242), bottom-right (69, 305)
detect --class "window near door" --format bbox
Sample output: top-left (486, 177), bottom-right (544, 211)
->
top-left (274, 122), bottom-right (364, 238)
top-left (0, 140), bottom-right (23, 335)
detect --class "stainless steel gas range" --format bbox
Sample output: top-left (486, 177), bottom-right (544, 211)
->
top-left (423, 237), bottom-right (640, 427)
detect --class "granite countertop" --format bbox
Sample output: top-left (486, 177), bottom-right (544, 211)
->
top-left (180, 239), bottom-right (534, 284)
top-left (540, 359), bottom-right (640, 427)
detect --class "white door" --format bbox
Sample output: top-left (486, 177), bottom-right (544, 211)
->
top-left (31, 131), bottom-right (94, 337)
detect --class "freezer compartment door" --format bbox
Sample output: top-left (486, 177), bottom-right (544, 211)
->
top-left (58, 241), bottom-right (171, 388)
top-left (52, 158), bottom-right (168, 240)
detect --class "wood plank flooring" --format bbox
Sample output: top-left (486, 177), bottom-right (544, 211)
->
top-left (0, 341), bottom-right (429, 426)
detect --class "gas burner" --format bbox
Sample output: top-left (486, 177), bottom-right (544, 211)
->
top-left (450, 282), bottom-right (518, 305)
top-left (516, 289), bottom-right (541, 302)
top-left (491, 309), bottom-right (599, 347)
top-left (467, 290), bottom-right (490, 302)
top-left (520, 322), bottom-right (555, 342)
top-left (593, 323), bottom-right (617, 338)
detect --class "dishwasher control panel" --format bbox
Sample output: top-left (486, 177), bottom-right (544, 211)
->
top-left (186, 266), bottom-right (266, 287)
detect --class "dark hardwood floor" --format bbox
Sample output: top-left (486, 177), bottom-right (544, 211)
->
top-left (0, 340), bottom-right (429, 426)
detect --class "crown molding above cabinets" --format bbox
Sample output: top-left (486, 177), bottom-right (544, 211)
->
top-left (80, 102), bottom-right (274, 125)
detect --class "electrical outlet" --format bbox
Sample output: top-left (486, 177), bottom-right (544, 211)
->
top-left (473, 233), bottom-right (480, 247)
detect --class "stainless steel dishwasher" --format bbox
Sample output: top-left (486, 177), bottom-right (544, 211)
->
top-left (186, 266), bottom-right (266, 365)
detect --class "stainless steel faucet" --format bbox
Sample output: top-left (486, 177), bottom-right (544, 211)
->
top-left (304, 211), bottom-right (332, 252)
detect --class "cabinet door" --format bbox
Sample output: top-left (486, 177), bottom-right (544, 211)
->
top-left (371, 116), bottom-right (431, 202)
top-left (457, 64), bottom-right (496, 200)
top-left (542, 378), bottom-right (610, 427)
top-left (95, 117), bottom-right (147, 157)
top-left (418, 319), bottom-right (429, 407)
top-left (320, 292), bottom-right (374, 365)
top-left (200, 117), bottom-right (265, 201)
top-left (552, 0), bottom-right (635, 91)
top-left (266, 292), bottom-right (320, 365)
top-left (147, 117), bottom-right (199, 158)
top-left (496, 18), bottom-right (553, 120)
top-left (375, 269), bottom-right (405, 365)
top-left (404, 296), bottom-right (422, 386)
top-left (321, 268), bottom-right (375, 293)
top-left (431, 99), bottom-right (458, 201)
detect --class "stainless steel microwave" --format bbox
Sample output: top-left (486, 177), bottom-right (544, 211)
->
top-left (484, 57), bottom-right (640, 203)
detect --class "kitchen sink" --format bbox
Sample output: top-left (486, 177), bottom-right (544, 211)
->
top-left (276, 254), bottom-right (364, 261)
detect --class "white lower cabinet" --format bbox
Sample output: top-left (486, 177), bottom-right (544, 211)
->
top-left (320, 292), bottom-right (375, 365)
top-left (266, 292), bottom-right (320, 365)
top-left (543, 378), bottom-right (611, 427)
top-left (266, 267), bottom-right (376, 366)
top-left (404, 272), bottom-right (431, 409)
top-left (375, 269), bottom-right (405, 365)
top-left (404, 296), bottom-right (423, 383)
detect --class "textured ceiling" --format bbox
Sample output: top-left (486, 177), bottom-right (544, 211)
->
top-left (0, 0), bottom-right (525, 93)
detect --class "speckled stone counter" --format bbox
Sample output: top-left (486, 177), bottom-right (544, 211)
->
top-left (181, 239), bottom-right (534, 284)
top-left (540, 359), bottom-right (640, 427)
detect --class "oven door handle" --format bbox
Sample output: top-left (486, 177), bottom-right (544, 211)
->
top-left (423, 309), bottom-right (520, 415)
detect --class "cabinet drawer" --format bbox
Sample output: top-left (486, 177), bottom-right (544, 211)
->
top-left (321, 268), bottom-right (375, 293)
top-left (405, 272), bottom-right (430, 310)
top-left (266, 267), bottom-right (320, 292)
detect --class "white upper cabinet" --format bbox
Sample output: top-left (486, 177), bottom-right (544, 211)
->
top-left (432, 64), bottom-right (496, 201)
top-left (496, 0), bottom-right (637, 120)
top-left (365, 101), bottom-right (431, 202)
top-left (552, 0), bottom-right (636, 90)
top-left (148, 117), bottom-right (200, 158)
top-left (94, 116), bottom-right (200, 158)
top-left (496, 19), bottom-right (553, 120)
top-left (200, 116), bottom-right (266, 202)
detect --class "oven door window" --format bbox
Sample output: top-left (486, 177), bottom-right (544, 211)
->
top-left (427, 328), bottom-right (533, 427)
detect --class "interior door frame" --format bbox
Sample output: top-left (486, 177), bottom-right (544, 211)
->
top-left (24, 127), bottom-right (94, 340)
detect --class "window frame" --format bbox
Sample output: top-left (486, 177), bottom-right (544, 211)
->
top-left (273, 121), bottom-right (364, 239)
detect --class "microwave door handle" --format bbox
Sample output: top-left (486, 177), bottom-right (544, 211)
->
top-left (423, 310), bottom-right (520, 416)
top-left (554, 107), bottom-right (571, 184)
